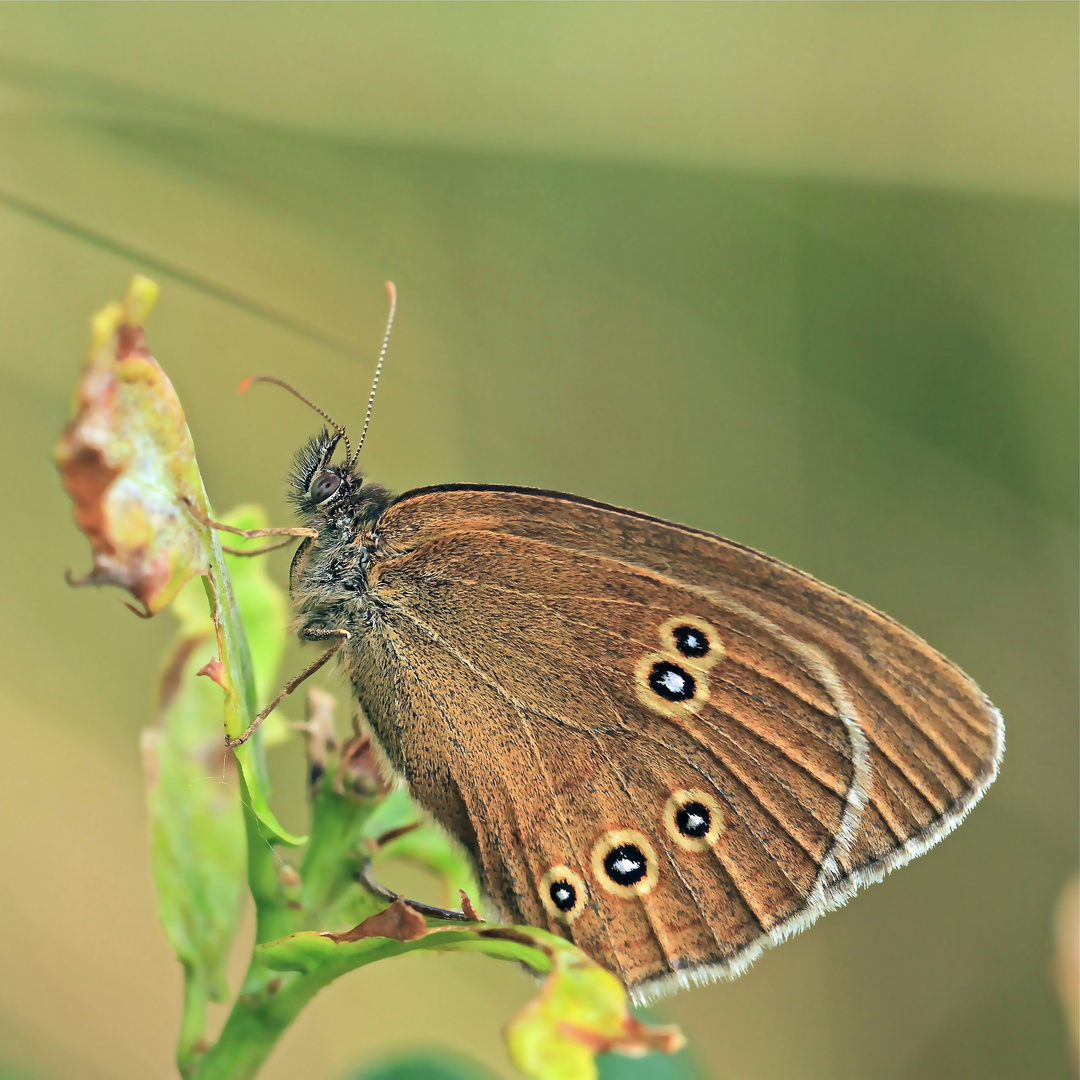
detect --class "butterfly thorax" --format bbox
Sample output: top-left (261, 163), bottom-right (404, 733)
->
top-left (287, 429), bottom-right (393, 638)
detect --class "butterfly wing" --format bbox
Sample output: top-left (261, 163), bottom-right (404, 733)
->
top-left (348, 485), bottom-right (1002, 998)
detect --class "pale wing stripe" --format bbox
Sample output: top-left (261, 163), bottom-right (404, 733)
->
top-left (751, 600), bottom-right (993, 768)
top-left (711, 593), bottom-right (872, 894)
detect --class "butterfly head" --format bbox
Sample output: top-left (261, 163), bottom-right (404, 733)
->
top-left (289, 428), bottom-right (389, 522)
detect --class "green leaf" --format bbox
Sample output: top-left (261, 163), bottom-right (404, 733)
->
top-left (142, 608), bottom-right (247, 1069)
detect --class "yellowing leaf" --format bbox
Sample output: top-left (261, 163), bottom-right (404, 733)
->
top-left (506, 942), bottom-right (685, 1080)
top-left (55, 275), bottom-right (211, 615)
top-left (57, 278), bottom-right (303, 850)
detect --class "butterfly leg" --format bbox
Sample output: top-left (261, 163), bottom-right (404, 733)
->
top-left (356, 860), bottom-right (475, 923)
top-left (219, 537), bottom-right (300, 556)
top-left (227, 628), bottom-right (350, 748)
top-left (183, 496), bottom-right (318, 555)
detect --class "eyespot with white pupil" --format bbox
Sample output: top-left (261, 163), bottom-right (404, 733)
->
top-left (539, 865), bottom-right (588, 923)
top-left (677, 802), bottom-right (710, 838)
top-left (604, 844), bottom-right (647, 885)
top-left (310, 471), bottom-right (342, 503)
top-left (648, 661), bottom-right (695, 702)
top-left (657, 615), bottom-right (724, 672)
top-left (551, 881), bottom-right (576, 910)
top-left (672, 625), bottom-right (709, 658)
top-left (663, 789), bottom-right (724, 852)
top-left (591, 829), bottom-right (659, 898)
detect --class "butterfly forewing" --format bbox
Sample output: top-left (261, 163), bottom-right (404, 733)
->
top-left (344, 484), bottom-right (1002, 997)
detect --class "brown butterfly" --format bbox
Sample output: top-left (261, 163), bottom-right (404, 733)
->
top-left (227, 288), bottom-right (1003, 1002)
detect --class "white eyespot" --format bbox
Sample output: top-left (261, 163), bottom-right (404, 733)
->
top-left (658, 614), bottom-right (725, 672)
top-left (540, 865), bottom-right (588, 923)
top-left (591, 829), bottom-right (660, 899)
top-left (634, 651), bottom-right (711, 719)
top-left (663, 788), bottom-right (724, 852)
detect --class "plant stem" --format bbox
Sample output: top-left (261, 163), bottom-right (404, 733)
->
top-left (187, 992), bottom-right (297, 1080)
top-left (177, 966), bottom-right (208, 1079)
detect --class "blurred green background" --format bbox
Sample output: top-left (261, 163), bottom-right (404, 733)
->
top-left (0, 4), bottom-right (1076, 1079)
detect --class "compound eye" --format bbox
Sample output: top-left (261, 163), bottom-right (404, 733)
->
top-left (310, 471), bottom-right (342, 503)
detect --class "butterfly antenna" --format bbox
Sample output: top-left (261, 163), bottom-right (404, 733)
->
top-left (239, 375), bottom-right (352, 464)
top-left (350, 281), bottom-right (397, 466)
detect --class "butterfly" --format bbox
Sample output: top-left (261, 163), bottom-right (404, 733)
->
top-left (228, 289), bottom-right (1004, 1001)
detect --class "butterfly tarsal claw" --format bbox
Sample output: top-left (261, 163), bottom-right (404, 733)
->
top-left (226, 628), bottom-right (350, 748)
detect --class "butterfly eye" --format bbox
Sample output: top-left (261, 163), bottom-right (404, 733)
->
top-left (310, 471), bottom-right (342, 503)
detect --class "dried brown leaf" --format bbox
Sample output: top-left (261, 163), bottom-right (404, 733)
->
top-left (324, 898), bottom-right (429, 944)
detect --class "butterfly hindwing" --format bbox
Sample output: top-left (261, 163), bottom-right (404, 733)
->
top-left (341, 485), bottom-right (1002, 997)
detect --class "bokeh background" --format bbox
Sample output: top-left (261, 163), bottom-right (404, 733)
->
top-left (0, 4), bottom-right (1076, 1080)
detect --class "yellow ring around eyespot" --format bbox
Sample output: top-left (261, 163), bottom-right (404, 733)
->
top-left (591, 829), bottom-right (660, 899)
top-left (539, 864), bottom-right (588, 923)
top-left (657, 614), bottom-right (725, 673)
top-left (663, 788), bottom-right (724, 852)
top-left (633, 651), bottom-right (711, 719)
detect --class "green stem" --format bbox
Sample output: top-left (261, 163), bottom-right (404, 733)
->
top-left (186, 992), bottom-right (298, 1080)
top-left (191, 756), bottom-right (300, 1076)
top-left (197, 933), bottom-right (552, 1080)
top-left (300, 787), bottom-right (378, 923)
top-left (177, 966), bottom-right (209, 1079)
top-left (188, 528), bottom-right (305, 1079)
